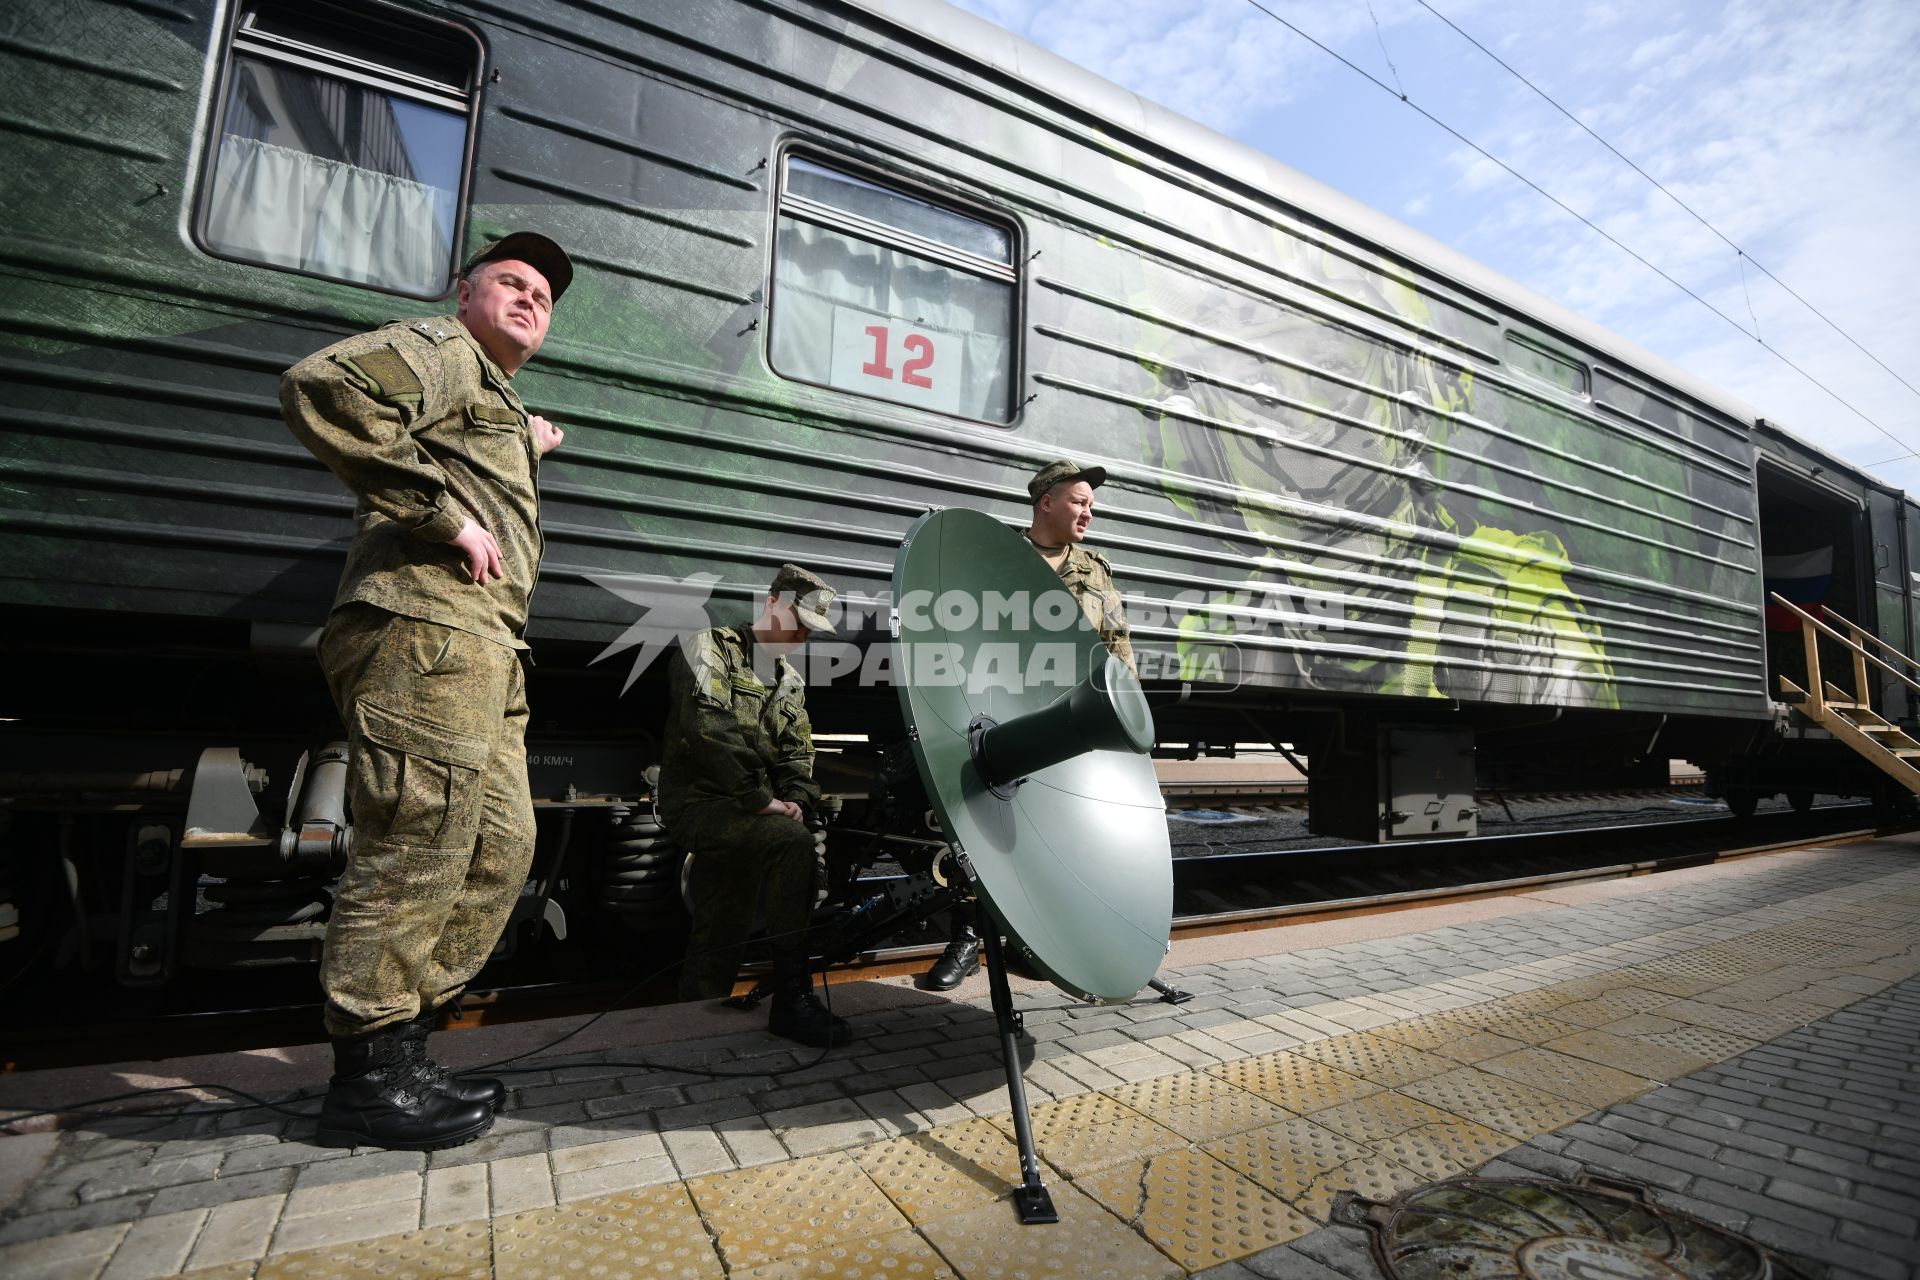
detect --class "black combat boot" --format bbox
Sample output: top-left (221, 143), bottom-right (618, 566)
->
top-left (924, 922), bottom-right (981, 991)
top-left (766, 957), bottom-right (852, 1048)
top-left (398, 1005), bottom-right (507, 1113)
top-left (316, 1024), bottom-right (495, 1151)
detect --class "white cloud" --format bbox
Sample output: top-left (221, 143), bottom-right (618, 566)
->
top-left (1625, 30), bottom-right (1686, 71)
top-left (943, 0), bottom-right (1385, 134)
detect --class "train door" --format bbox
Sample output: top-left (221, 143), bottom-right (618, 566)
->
top-left (1755, 456), bottom-right (1867, 707)
top-left (1869, 488), bottom-right (1912, 723)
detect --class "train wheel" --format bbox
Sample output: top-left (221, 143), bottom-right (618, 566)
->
top-left (1724, 790), bottom-right (1758, 818)
top-left (1786, 789), bottom-right (1815, 813)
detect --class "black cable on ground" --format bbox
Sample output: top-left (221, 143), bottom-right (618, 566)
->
top-left (0, 922), bottom-right (856, 1133)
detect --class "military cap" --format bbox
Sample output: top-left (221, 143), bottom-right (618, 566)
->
top-left (463, 230), bottom-right (574, 302)
top-left (769, 563), bottom-right (837, 635)
top-left (1028, 458), bottom-right (1108, 500)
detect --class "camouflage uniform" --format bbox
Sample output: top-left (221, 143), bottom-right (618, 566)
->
top-left (660, 624), bottom-right (823, 1000)
top-left (1048, 542), bottom-right (1135, 672)
top-left (282, 315), bottom-right (543, 1037)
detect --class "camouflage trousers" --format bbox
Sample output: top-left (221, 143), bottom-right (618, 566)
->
top-left (669, 803), bottom-right (820, 1001)
top-left (317, 604), bottom-right (536, 1036)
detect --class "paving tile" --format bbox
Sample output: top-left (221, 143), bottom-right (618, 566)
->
top-left (1428, 1031), bottom-right (1529, 1065)
top-left (1079, 1146), bottom-right (1317, 1271)
top-left (1398, 1069), bottom-right (1595, 1141)
top-left (1366, 1011), bottom-right (1481, 1051)
top-left (1201, 1118), bottom-right (1378, 1203)
top-left (1289, 1033), bottom-right (1454, 1087)
top-left (1207, 1052), bottom-right (1382, 1113)
top-left (1366, 1117), bottom-right (1519, 1179)
top-left (851, 1118), bottom-right (1024, 1223)
top-left (281, 1169), bottom-right (421, 1220)
top-left (0, 1195), bottom-right (154, 1246)
top-left (918, 1178), bottom-right (1180, 1279)
top-left (487, 1153), bottom-right (554, 1216)
top-left (147, 1167), bottom-right (297, 1216)
top-left (554, 1154), bottom-right (679, 1203)
top-left (256, 1220), bottom-right (487, 1277)
top-left (893, 1084), bottom-right (971, 1128)
top-left (288, 1149), bottom-right (423, 1191)
top-left (1203, 1117), bottom-right (1425, 1220)
top-left (421, 1165), bottom-right (488, 1228)
top-left (548, 1133), bottom-right (666, 1176)
top-left (737, 1228), bottom-right (956, 1279)
top-left (493, 1182), bottom-right (722, 1279)
top-left (77, 1153), bottom-right (225, 1203)
top-left (1540, 1027), bottom-right (1716, 1081)
top-left (1022, 1109), bottom-right (1187, 1179)
top-left (685, 1151), bottom-right (910, 1272)
top-left (662, 1128), bottom-right (733, 1179)
top-left (1474, 1048), bottom-right (1658, 1110)
top-left (266, 1197), bottom-right (422, 1256)
top-left (1308, 1092), bottom-right (1465, 1144)
top-left (177, 1194), bottom-right (284, 1272)
top-left (0, 1221), bottom-right (130, 1280)
top-left (99, 1208), bottom-right (209, 1280)
top-left (715, 1114), bottom-right (791, 1168)
top-left (1108, 1071), bottom-right (1298, 1144)
top-left (764, 1099), bottom-right (894, 1158)
top-left (1545, 988), bottom-right (1680, 1029)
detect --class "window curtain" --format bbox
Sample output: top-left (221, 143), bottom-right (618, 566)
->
top-left (771, 219), bottom-right (1012, 421)
top-left (204, 134), bottom-right (450, 294)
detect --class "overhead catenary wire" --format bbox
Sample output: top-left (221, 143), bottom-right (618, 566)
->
top-left (1237, 0), bottom-right (1915, 464)
top-left (1415, 0), bottom-right (1920, 410)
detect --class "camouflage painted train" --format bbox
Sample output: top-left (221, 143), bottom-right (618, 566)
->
top-left (3, 0), bottom-right (1916, 990)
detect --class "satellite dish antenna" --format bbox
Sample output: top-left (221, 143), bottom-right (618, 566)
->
top-left (893, 507), bottom-right (1171, 1220)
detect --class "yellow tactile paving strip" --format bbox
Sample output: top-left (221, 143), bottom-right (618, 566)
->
top-left (492, 1186), bottom-right (721, 1279)
top-left (253, 1223), bottom-right (494, 1279)
top-left (161, 886), bottom-right (1920, 1280)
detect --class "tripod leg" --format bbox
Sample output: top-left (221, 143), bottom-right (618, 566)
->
top-left (1148, 976), bottom-right (1193, 1005)
top-left (975, 909), bottom-right (1057, 1225)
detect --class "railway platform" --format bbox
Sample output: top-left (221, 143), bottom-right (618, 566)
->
top-left (3, 834), bottom-right (1918, 1280)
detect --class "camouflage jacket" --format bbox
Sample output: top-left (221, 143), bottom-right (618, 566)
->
top-left (281, 315), bottom-right (542, 649)
top-left (658, 625), bottom-right (821, 820)
top-left (1035, 539), bottom-right (1135, 672)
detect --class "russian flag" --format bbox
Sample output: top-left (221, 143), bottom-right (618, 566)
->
top-left (1764, 547), bottom-right (1832, 630)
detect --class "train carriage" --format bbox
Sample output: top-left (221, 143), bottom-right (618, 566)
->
top-left (0, 0), bottom-right (1911, 989)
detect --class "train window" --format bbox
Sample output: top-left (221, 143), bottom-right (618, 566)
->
top-left (769, 155), bottom-right (1017, 423)
top-left (196, 2), bottom-right (480, 297)
top-left (1503, 331), bottom-right (1590, 399)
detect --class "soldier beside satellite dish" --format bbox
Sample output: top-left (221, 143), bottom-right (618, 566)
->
top-left (658, 563), bottom-right (853, 1048)
top-left (923, 458), bottom-right (1137, 992)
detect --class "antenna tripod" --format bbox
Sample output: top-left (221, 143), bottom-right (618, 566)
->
top-left (723, 867), bottom-right (1059, 1222)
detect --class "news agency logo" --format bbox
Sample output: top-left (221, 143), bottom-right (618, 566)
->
top-left (587, 571), bottom-right (1262, 693)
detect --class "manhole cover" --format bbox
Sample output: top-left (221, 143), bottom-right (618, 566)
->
top-left (1335, 1175), bottom-right (1813, 1280)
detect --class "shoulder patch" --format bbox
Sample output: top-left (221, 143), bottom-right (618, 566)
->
top-left (333, 345), bottom-right (424, 406)
top-left (685, 628), bottom-right (734, 707)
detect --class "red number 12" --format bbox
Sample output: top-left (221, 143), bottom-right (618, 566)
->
top-left (863, 325), bottom-right (936, 389)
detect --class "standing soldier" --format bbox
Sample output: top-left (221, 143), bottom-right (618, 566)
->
top-left (661, 564), bottom-right (851, 1047)
top-left (923, 458), bottom-right (1135, 990)
top-left (280, 231), bottom-right (573, 1150)
top-left (1020, 458), bottom-right (1135, 672)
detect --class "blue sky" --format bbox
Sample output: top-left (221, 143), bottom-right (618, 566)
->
top-left (945, 0), bottom-right (1920, 495)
